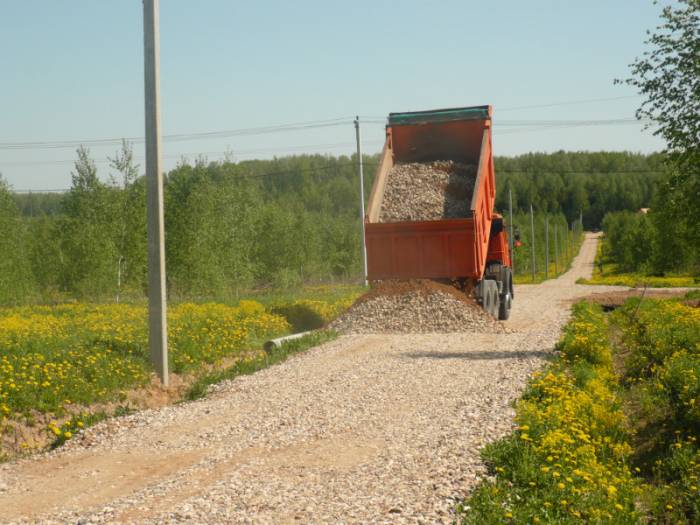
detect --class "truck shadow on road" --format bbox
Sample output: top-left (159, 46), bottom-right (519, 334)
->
top-left (401, 350), bottom-right (551, 361)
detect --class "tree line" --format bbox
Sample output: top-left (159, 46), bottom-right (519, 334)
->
top-left (600, 0), bottom-right (699, 277)
top-left (1, 148), bottom-right (669, 304)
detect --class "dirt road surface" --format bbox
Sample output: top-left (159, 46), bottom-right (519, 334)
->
top-left (0, 234), bottom-right (631, 524)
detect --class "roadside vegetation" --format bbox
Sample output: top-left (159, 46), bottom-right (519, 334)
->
top-left (456, 292), bottom-right (700, 523)
top-left (0, 149), bottom-right (669, 306)
top-left (510, 212), bottom-right (585, 284)
top-left (578, 237), bottom-right (699, 288)
top-left (0, 288), bottom-right (359, 459)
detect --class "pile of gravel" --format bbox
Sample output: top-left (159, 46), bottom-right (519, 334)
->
top-left (330, 280), bottom-right (506, 334)
top-left (379, 161), bottom-right (476, 222)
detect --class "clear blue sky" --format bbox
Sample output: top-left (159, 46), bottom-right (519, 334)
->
top-left (0, 0), bottom-right (668, 191)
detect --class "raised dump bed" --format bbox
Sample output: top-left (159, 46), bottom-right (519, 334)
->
top-left (366, 106), bottom-right (501, 282)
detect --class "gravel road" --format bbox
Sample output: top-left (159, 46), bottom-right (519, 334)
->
top-left (0, 234), bottom-right (626, 524)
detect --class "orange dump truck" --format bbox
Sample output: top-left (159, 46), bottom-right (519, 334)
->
top-left (365, 105), bottom-right (513, 319)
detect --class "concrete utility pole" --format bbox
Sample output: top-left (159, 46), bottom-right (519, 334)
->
top-left (529, 204), bottom-right (536, 282)
top-left (354, 117), bottom-right (368, 287)
top-left (554, 221), bottom-right (559, 275)
top-left (143, 0), bottom-right (168, 386)
top-left (545, 216), bottom-right (549, 279)
top-left (508, 187), bottom-right (514, 275)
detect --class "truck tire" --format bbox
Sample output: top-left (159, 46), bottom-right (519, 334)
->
top-left (498, 268), bottom-right (513, 321)
top-left (482, 281), bottom-right (493, 314)
top-left (498, 289), bottom-right (512, 320)
top-left (491, 283), bottom-right (501, 319)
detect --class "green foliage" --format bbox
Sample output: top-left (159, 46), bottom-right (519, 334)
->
top-left (0, 149), bottom-right (672, 303)
top-left (600, 207), bottom-right (699, 276)
top-left (619, 0), bottom-right (700, 272)
top-left (609, 296), bottom-right (700, 523)
top-left (457, 303), bottom-right (640, 524)
top-left (558, 302), bottom-right (612, 366)
top-left (0, 176), bottom-right (36, 304)
top-left (0, 285), bottom-right (357, 458)
top-left (601, 212), bottom-right (654, 273)
top-left (620, 0), bottom-right (699, 166)
top-left (457, 297), bottom-right (700, 523)
top-left (579, 238), bottom-right (700, 287)
top-left (495, 151), bottom-right (664, 228)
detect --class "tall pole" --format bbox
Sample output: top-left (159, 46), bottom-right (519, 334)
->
top-left (354, 117), bottom-right (368, 287)
top-left (143, 0), bottom-right (168, 386)
top-left (545, 216), bottom-right (549, 279)
top-left (554, 221), bottom-right (559, 275)
top-left (529, 204), bottom-right (536, 282)
top-left (508, 187), bottom-right (514, 274)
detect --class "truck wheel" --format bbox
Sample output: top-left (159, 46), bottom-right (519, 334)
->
top-left (507, 268), bottom-right (514, 299)
top-left (491, 285), bottom-right (501, 319)
top-left (498, 290), bottom-right (512, 320)
top-left (482, 282), bottom-right (492, 314)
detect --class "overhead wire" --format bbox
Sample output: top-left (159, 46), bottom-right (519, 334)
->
top-left (0, 116), bottom-right (357, 151)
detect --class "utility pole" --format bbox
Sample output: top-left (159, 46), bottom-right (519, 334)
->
top-left (508, 187), bottom-right (514, 275)
top-left (554, 221), bottom-right (559, 275)
top-left (354, 117), bottom-right (368, 287)
top-left (529, 204), bottom-right (536, 282)
top-left (580, 209), bottom-right (583, 232)
top-left (545, 216), bottom-right (549, 279)
top-left (143, 0), bottom-right (168, 386)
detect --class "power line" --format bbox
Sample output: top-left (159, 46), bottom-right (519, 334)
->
top-left (0, 140), bottom-right (384, 168)
top-left (496, 119), bottom-right (652, 135)
top-left (499, 95), bottom-right (641, 112)
top-left (0, 116), bottom-right (357, 151)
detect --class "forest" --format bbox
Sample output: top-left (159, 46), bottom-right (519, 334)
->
top-left (0, 147), bottom-right (676, 304)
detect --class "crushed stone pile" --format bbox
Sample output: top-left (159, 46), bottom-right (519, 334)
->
top-left (329, 280), bottom-right (507, 334)
top-left (379, 161), bottom-right (477, 222)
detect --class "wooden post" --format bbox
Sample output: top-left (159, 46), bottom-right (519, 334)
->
top-left (143, 0), bottom-right (168, 385)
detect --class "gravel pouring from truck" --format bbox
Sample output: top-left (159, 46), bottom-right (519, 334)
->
top-left (364, 105), bottom-right (513, 319)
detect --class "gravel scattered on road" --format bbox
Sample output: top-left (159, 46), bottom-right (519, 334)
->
top-left (379, 161), bottom-right (476, 222)
top-left (330, 280), bottom-right (505, 334)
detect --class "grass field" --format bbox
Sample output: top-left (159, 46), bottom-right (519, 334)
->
top-left (577, 240), bottom-right (699, 288)
top-left (456, 292), bottom-right (700, 524)
top-left (0, 285), bottom-right (362, 459)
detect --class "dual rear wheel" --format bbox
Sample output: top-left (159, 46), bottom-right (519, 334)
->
top-left (479, 266), bottom-right (513, 321)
